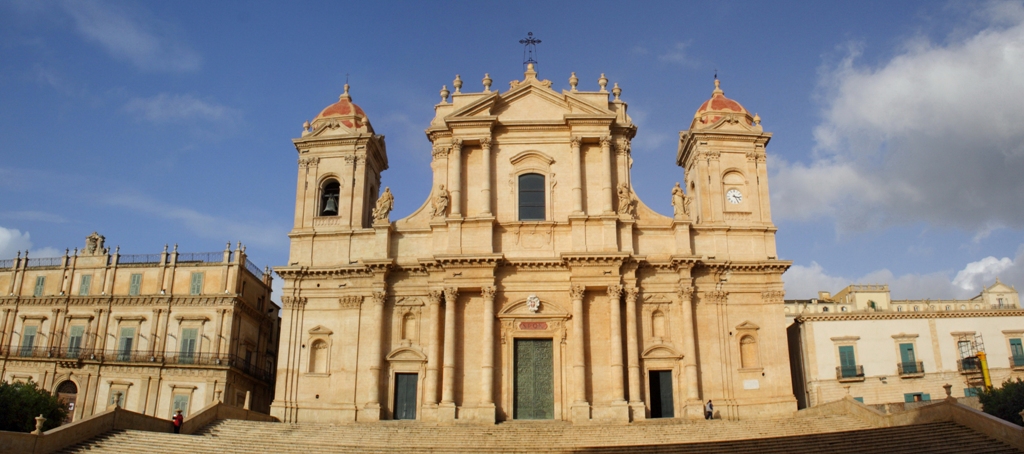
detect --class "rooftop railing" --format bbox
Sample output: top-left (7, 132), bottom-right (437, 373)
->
top-left (116, 253), bottom-right (162, 265)
top-left (244, 258), bottom-right (264, 279)
top-left (176, 251), bottom-right (223, 263)
top-left (0, 259), bottom-right (13, 269)
top-left (26, 257), bottom-right (62, 268)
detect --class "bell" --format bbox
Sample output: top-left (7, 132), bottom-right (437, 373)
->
top-left (323, 194), bottom-right (338, 214)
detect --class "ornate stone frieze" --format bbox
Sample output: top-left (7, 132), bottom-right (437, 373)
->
top-left (761, 290), bottom-right (786, 304)
top-left (281, 296), bottom-right (307, 310)
top-left (339, 296), bottom-right (361, 309)
top-left (298, 157), bottom-right (320, 168)
top-left (702, 290), bottom-right (728, 305)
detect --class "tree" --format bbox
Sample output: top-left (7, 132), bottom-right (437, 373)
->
top-left (979, 378), bottom-right (1024, 426)
top-left (0, 380), bottom-right (68, 433)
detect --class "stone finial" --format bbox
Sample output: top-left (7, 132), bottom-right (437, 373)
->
top-left (944, 383), bottom-right (954, 400)
top-left (32, 414), bottom-right (45, 435)
top-left (440, 85), bottom-right (450, 103)
top-left (569, 72), bottom-right (578, 92)
top-left (302, 120), bottom-right (310, 132)
top-left (612, 83), bottom-right (621, 101)
top-left (340, 83), bottom-right (351, 100)
top-left (525, 62), bottom-right (538, 80)
top-left (753, 113), bottom-right (761, 125)
top-left (598, 73), bottom-right (608, 92)
top-left (713, 78), bottom-right (723, 95)
top-left (173, 243), bottom-right (178, 252)
top-left (482, 73), bottom-right (492, 92)
top-left (453, 74), bottom-right (462, 94)
top-left (224, 242), bottom-right (231, 251)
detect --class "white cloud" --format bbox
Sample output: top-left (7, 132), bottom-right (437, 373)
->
top-left (0, 226), bottom-right (61, 259)
top-left (785, 245), bottom-right (1024, 299)
top-left (772, 1), bottom-right (1024, 233)
top-left (658, 42), bottom-right (699, 67)
top-left (124, 93), bottom-right (237, 123)
top-left (61, 1), bottom-right (200, 72)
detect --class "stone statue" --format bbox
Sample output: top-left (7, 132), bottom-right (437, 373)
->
top-left (617, 183), bottom-right (634, 216)
top-left (372, 187), bottom-right (394, 222)
top-left (85, 232), bottom-right (105, 255)
top-left (672, 182), bottom-right (691, 219)
top-left (431, 184), bottom-right (449, 218)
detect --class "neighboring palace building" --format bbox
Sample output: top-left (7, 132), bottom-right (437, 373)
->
top-left (272, 65), bottom-right (796, 424)
top-left (0, 233), bottom-right (280, 422)
top-left (786, 280), bottom-right (1024, 408)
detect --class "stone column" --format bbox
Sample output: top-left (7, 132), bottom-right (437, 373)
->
top-left (450, 139), bottom-right (463, 217)
top-left (150, 309), bottom-right (161, 355)
top-left (480, 138), bottom-right (493, 216)
top-left (424, 291), bottom-right (442, 410)
top-left (570, 137), bottom-right (583, 214)
top-left (608, 285), bottom-right (625, 402)
top-left (440, 287), bottom-right (459, 420)
top-left (363, 290), bottom-right (386, 420)
top-left (569, 284), bottom-right (589, 421)
top-left (480, 286), bottom-right (496, 406)
top-left (679, 287), bottom-right (701, 415)
top-left (600, 136), bottom-right (614, 214)
top-left (212, 308), bottom-right (224, 356)
top-left (625, 287), bottom-right (642, 405)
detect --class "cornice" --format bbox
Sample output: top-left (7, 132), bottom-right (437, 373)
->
top-left (797, 309), bottom-right (1024, 322)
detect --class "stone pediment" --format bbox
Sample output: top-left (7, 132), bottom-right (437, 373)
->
top-left (986, 281), bottom-right (1016, 294)
top-left (386, 346), bottom-right (427, 362)
top-left (498, 298), bottom-right (569, 318)
top-left (698, 113), bottom-right (763, 133)
top-left (642, 345), bottom-right (682, 359)
top-left (308, 325), bottom-right (333, 335)
top-left (444, 78), bottom-right (611, 126)
top-left (735, 321), bottom-right (760, 331)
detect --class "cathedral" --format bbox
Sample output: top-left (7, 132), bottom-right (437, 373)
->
top-left (270, 64), bottom-right (795, 424)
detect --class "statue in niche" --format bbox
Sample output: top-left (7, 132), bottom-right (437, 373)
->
top-left (372, 187), bottom-right (394, 222)
top-left (84, 232), bottom-right (105, 255)
top-left (431, 184), bottom-right (449, 218)
top-left (672, 182), bottom-right (691, 219)
top-left (617, 183), bottom-right (635, 217)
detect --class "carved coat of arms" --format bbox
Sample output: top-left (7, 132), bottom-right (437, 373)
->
top-left (526, 295), bottom-right (541, 313)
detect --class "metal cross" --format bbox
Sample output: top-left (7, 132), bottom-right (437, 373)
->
top-left (520, 32), bottom-right (541, 70)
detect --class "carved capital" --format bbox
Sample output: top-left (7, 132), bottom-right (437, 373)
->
top-left (371, 290), bottom-right (387, 306)
top-left (427, 290), bottom-right (443, 305)
top-left (616, 139), bottom-right (631, 155)
top-left (339, 296), bottom-right (361, 309)
top-left (570, 136), bottom-right (582, 149)
top-left (746, 150), bottom-right (757, 161)
top-left (762, 290), bottom-right (786, 305)
top-left (479, 137), bottom-right (492, 150)
top-left (678, 286), bottom-right (695, 302)
top-left (282, 296), bottom-right (308, 310)
top-left (451, 139), bottom-right (463, 153)
top-left (703, 290), bottom-right (728, 305)
top-left (599, 136), bottom-right (612, 148)
top-left (297, 157), bottom-right (320, 168)
top-left (443, 287), bottom-right (459, 304)
top-left (625, 287), bottom-right (639, 303)
top-left (431, 145), bottom-right (450, 160)
top-left (607, 284), bottom-right (623, 299)
top-left (569, 284), bottom-right (585, 301)
top-left (481, 286), bottom-right (496, 301)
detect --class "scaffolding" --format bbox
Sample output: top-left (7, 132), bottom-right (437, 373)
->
top-left (956, 333), bottom-right (992, 390)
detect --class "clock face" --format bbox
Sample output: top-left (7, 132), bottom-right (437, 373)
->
top-left (726, 189), bottom-right (742, 204)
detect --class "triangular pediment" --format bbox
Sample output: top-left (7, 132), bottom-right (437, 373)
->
top-left (308, 325), bottom-right (333, 335)
top-left (735, 321), bottom-right (760, 331)
top-left (986, 281), bottom-right (1016, 294)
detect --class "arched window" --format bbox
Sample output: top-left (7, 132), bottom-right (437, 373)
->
top-left (822, 306), bottom-right (829, 312)
top-left (518, 173), bottom-right (545, 221)
top-left (309, 340), bottom-right (328, 373)
top-left (740, 335), bottom-right (758, 368)
top-left (840, 306), bottom-right (848, 312)
top-left (320, 180), bottom-right (340, 216)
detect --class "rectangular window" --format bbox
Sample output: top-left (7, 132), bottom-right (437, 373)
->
top-left (20, 325), bottom-right (38, 356)
top-left (899, 343), bottom-right (918, 374)
top-left (838, 345), bottom-right (858, 378)
top-left (904, 393), bottom-right (931, 403)
top-left (109, 389), bottom-right (126, 407)
top-left (172, 394), bottom-right (190, 417)
top-left (79, 274), bottom-right (92, 296)
top-left (128, 274), bottom-right (142, 296)
top-left (518, 173), bottom-right (546, 221)
top-left (965, 387), bottom-right (981, 397)
top-left (1011, 339), bottom-right (1024, 367)
top-left (117, 327), bottom-right (135, 361)
top-left (180, 328), bottom-right (198, 364)
top-left (189, 272), bottom-right (203, 295)
top-left (68, 325), bottom-right (85, 358)
top-left (33, 276), bottom-right (45, 297)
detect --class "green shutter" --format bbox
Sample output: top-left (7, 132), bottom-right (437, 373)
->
top-left (129, 274), bottom-right (142, 296)
top-left (79, 275), bottom-right (92, 296)
top-left (180, 328), bottom-right (198, 364)
top-left (1011, 339), bottom-right (1024, 365)
top-left (899, 343), bottom-right (918, 373)
top-left (853, 397), bottom-right (864, 403)
top-left (33, 276), bottom-right (45, 296)
top-left (20, 326), bottom-right (37, 356)
top-left (117, 327), bottom-right (135, 361)
top-left (189, 272), bottom-right (203, 295)
top-left (923, 394), bottom-right (931, 401)
top-left (172, 394), bottom-right (190, 416)
top-left (68, 326), bottom-right (85, 357)
top-left (838, 345), bottom-right (857, 377)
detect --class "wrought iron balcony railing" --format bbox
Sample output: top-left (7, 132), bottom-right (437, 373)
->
top-left (836, 365), bottom-right (865, 381)
top-left (959, 357), bottom-right (982, 374)
top-left (1010, 356), bottom-right (1024, 369)
top-left (898, 361), bottom-right (925, 376)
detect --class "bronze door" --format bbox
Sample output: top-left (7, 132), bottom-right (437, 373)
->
top-left (514, 339), bottom-right (554, 419)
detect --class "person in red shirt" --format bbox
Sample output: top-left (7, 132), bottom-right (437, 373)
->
top-left (172, 410), bottom-right (184, 433)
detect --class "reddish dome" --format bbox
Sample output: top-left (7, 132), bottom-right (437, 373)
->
top-left (693, 79), bottom-right (753, 127)
top-left (312, 84), bottom-right (373, 132)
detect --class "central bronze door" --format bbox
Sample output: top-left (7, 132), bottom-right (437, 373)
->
top-left (514, 338), bottom-right (554, 419)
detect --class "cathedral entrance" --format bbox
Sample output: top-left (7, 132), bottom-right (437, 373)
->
top-left (648, 371), bottom-right (674, 418)
top-left (55, 380), bottom-right (78, 423)
top-left (393, 373), bottom-right (418, 420)
top-left (513, 339), bottom-right (554, 419)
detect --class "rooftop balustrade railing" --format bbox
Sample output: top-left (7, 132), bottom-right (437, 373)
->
top-left (26, 257), bottom-right (62, 268)
top-left (116, 254), bottom-right (162, 265)
top-left (244, 258), bottom-right (264, 279)
top-left (176, 251), bottom-right (223, 264)
top-left (0, 259), bottom-right (13, 269)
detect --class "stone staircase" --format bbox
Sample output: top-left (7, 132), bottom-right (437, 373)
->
top-left (59, 415), bottom-right (1021, 453)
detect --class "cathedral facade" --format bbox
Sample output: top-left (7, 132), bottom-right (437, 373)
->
top-left (271, 65), bottom-right (795, 424)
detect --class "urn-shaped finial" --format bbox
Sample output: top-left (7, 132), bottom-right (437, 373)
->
top-left (612, 83), bottom-right (621, 101)
top-left (482, 73), bottom-right (492, 92)
top-left (453, 74), bottom-right (462, 94)
top-left (598, 73), bottom-right (608, 92)
top-left (440, 85), bottom-right (450, 103)
top-left (569, 72), bottom-right (578, 92)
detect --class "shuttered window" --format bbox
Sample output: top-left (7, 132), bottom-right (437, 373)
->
top-left (128, 274), bottom-right (142, 296)
top-left (20, 325), bottom-right (37, 356)
top-left (79, 275), bottom-right (92, 296)
top-left (838, 345), bottom-right (857, 378)
top-left (172, 394), bottom-right (190, 417)
top-left (33, 276), bottom-right (45, 297)
top-left (189, 272), bottom-right (203, 295)
top-left (68, 326), bottom-right (85, 357)
top-left (117, 327), bottom-right (135, 361)
top-left (180, 328), bottom-right (198, 364)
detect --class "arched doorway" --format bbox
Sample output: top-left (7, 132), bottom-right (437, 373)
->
top-left (55, 380), bottom-right (78, 423)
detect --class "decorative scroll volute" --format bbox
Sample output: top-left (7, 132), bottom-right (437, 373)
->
top-left (625, 287), bottom-right (639, 303)
top-left (371, 290), bottom-right (387, 306)
top-left (607, 284), bottom-right (623, 299)
top-left (427, 290), bottom-right (443, 305)
top-left (677, 286), bottom-right (695, 303)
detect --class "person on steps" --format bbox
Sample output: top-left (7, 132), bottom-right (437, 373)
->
top-left (704, 400), bottom-right (714, 420)
top-left (173, 409), bottom-right (184, 434)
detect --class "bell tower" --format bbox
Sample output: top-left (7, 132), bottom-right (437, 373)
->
top-left (677, 79), bottom-right (777, 261)
top-left (289, 84), bottom-right (389, 266)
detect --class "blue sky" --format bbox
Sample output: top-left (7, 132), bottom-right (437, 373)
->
top-left (1, 0), bottom-right (1022, 300)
